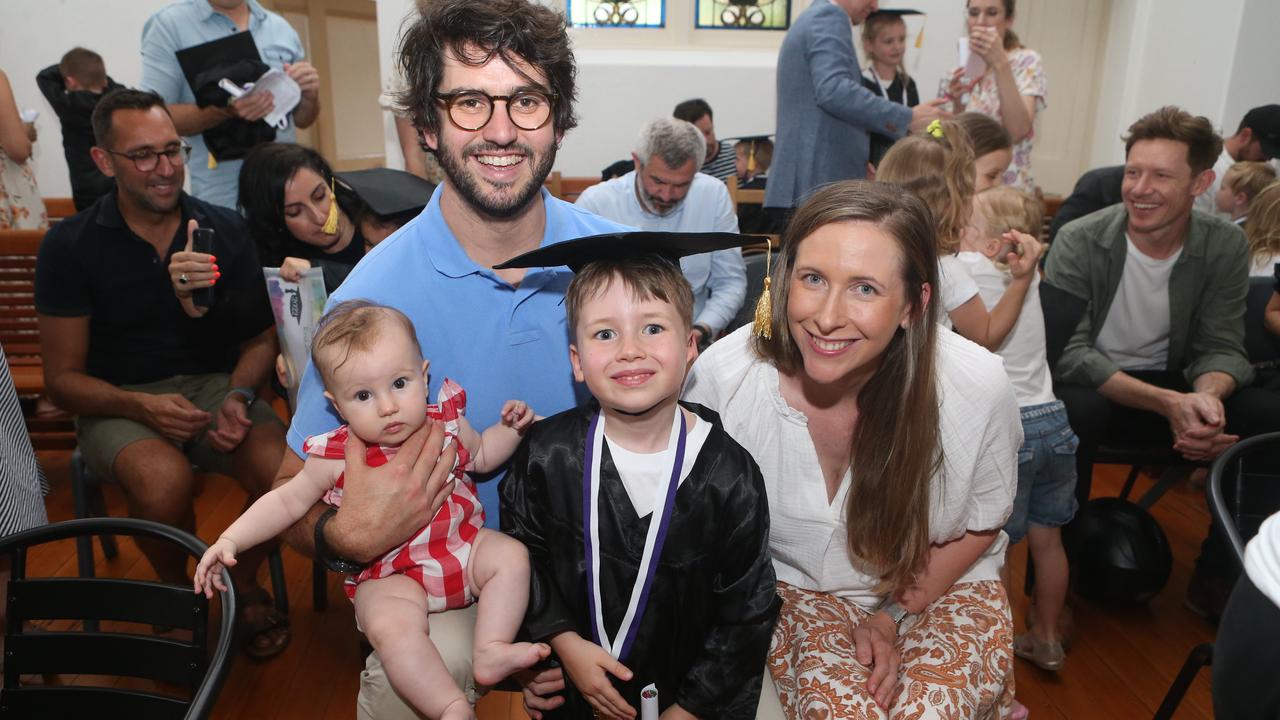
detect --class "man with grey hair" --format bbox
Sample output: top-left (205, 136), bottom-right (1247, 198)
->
top-left (577, 117), bottom-right (747, 344)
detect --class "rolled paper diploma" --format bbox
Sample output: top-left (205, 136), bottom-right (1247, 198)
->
top-left (640, 683), bottom-right (659, 720)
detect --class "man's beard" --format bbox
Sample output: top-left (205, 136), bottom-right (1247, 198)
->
top-left (435, 136), bottom-right (556, 219)
top-left (122, 181), bottom-right (181, 215)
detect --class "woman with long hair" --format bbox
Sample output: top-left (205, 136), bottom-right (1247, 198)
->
top-left (939, 0), bottom-right (1046, 192)
top-left (239, 144), bottom-right (430, 292)
top-left (685, 180), bottom-right (1020, 718)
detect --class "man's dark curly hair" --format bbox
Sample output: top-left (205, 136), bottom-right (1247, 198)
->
top-left (397, 0), bottom-right (578, 142)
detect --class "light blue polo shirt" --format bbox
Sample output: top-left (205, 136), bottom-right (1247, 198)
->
top-left (288, 186), bottom-right (632, 527)
top-left (140, 0), bottom-right (305, 209)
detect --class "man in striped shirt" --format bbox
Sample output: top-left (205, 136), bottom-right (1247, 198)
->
top-left (674, 98), bottom-right (737, 181)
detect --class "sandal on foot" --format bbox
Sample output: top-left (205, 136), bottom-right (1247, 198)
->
top-left (1014, 632), bottom-right (1065, 671)
top-left (238, 588), bottom-right (291, 661)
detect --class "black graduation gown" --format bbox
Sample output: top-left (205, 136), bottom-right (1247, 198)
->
top-left (860, 72), bottom-right (920, 167)
top-left (499, 402), bottom-right (780, 718)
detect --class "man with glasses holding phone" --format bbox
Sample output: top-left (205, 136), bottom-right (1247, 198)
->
top-left (34, 88), bottom-right (291, 660)
top-left (273, 0), bottom-right (627, 716)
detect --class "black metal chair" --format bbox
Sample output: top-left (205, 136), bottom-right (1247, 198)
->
top-left (0, 517), bottom-right (236, 719)
top-left (1153, 430), bottom-right (1280, 719)
top-left (69, 448), bottom-right (290, 617)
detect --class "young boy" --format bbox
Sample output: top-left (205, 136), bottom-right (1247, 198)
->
top-left (36, 48), bottom-right (122, 210)
top-left (496, 232), bottom-right (780, 719)
top-left (1216, 161), bottom-right (1278, 226)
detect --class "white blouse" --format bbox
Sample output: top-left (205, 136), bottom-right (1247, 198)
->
top-left (684, 326), bottom-right (1021, 609)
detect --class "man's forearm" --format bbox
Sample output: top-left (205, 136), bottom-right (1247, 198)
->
top-left (229, 329), bottom-right (278, 393)
top-left (169, 102), bottom-right (228, 136)
top-left (1193, 371), bottom-right (1236, 401)
top-left (1097, 370), bottom-right (1176, 417)
top-left (293, 95), bottom-right (319, 129)
top-left (47, 371), bottom-right (145, 422)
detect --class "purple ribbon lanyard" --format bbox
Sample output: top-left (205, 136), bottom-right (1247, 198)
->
top-left (583, 409), bottom-right (686, 663)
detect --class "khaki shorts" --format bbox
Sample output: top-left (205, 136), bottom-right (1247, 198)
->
top-left (352, 602), bottom-right (787, 719)
top-left (76, 373), bottom-right (282, 481)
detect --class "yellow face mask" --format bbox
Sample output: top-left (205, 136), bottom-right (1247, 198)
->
top-left (321, 179), bottom-right (340, 235)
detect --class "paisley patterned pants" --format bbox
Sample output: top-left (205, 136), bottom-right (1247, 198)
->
top-left (769, 581), bottom-right (1014, 719)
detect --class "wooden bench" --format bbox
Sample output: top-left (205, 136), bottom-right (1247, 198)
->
top-left (0, 228), bottom-right (76, 450)
top-left (544, 172), bottom-right (599, 204)
top-left (43, 197), bottom-right (76, 223)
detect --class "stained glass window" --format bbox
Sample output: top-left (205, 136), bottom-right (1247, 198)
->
top-left (567, 0), bottom-right (665, 28)
top-left (695, 0), bottom-right (791, 30)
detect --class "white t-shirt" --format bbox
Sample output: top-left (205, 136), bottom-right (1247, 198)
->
top-left (956, 252), bottom-right (1056, 407)
top-left (1094, 236), bottom-right (1182, 371)
top-left (1194, 149), bottom-right (1235, 219)
top-left (937, 254), bottom-right (980, 331)
top-left (606, 412), bottom-right (711, 517)
top-left (1245, 510), bottom-right (1280, 609)
top-left (683, 326), bottom-right (1021, 609)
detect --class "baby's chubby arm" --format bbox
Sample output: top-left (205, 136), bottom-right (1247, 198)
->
top-left (193, 455), bottom-right (342, 596)
top-left (461, 400), bottom-right (539, 474)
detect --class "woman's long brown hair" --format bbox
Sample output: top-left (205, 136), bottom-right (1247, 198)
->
top-left (753, 181), bottom-right (942, 591)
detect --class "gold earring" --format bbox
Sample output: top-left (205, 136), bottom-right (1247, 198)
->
top-left (752, 237), bottom-right (773, 340)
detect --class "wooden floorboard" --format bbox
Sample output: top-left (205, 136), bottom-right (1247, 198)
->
top-left (27, 449), bottom-right (1214, 719)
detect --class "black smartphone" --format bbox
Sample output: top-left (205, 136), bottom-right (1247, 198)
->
top-left (191, 227), bottom-right (216, 309)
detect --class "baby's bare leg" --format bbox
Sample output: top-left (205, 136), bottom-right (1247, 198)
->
top-left (466, 528), bottom-right (550, 686)
top-left (354, 575), bottom-right (473, 720)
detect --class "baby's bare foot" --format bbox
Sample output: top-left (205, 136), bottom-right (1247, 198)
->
top-left (472, 640), bottom-right (551, 686)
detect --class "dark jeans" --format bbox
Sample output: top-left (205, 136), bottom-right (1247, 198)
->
top-left (1213, 573), bottom-right (1280, 719)
top-left (1056, 371), bottom-right (1280, 581)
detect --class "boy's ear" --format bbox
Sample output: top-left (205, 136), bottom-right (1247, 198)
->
top-left (1234, 191), bottom-right (1249, 211)
top-left (421, 359), bottom-right (430, 382)
top-left (323, 390), bottom-right (336, 409)
top-left (569, 343), bottom-right (585, 384)
top-left (685, 328), bottom-right (697, 364)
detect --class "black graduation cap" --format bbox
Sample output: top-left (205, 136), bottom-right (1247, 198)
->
top-left (866, 8), bottom-right (924, 19)
top-left (493, 231), bottom-right (763, 274)
top-left (175, 32), bottom-right (274, 162)
top-left (336, 168), bottom-right (436, 220)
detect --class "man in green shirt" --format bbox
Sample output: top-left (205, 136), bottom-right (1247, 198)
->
top-left (1046, 105), bottom-right (1280, 622)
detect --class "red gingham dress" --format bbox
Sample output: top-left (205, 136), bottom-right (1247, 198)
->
top-left (302, 379), bottom-right (485, 610)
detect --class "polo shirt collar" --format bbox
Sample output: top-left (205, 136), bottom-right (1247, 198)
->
top-left (96, 189), bottom-right (210, 244)
top-left (427, 185), bottom-right (565, 281)
top-left (195, 0), bottom-right (268, 26)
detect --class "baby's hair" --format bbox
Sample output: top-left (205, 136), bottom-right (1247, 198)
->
top-left (877, 118), bottom-right (976, 254)
top-left (311, 300), bottom-right (422, 385)
top-left (973, 186), bottom-right (1043, 239)
top-left (565, 258), bottom-right (694, 341)
top-left (1245, 182), bottom-right (1280, 267)
top-left (1222, 162), bottom-right (1278, 202)
top-left (860, 13), bottom-right (911, 84)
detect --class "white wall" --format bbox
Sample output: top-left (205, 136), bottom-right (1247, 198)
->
top-left (0, 0), bottom-right (173, 198)
top-left (1086, 0), bottom-right (1263, 169)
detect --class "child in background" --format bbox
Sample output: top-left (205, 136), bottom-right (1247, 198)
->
top-left (954, 111), bottom-right (1014, 192)
top-left (877, 118), bottom-right (1041, 350)
top-left (1216, 162), bottom-right (1277, 228)
top-left (194, 300), bottom-right (547, 720)
top-left (734, 136), bottom-right (773, 189)
top-left (1245, 182), bottom-right (1280, 276)
top-left (496, 233), bottom-right (780, 719)
top-left (860, 9), bottom-right (921, 167)
top-left (36, 47), bottom-right (122, 211)
top-left (958, 186), bottom-right (1076, 677)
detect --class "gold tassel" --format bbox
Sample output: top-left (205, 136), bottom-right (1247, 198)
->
top-left (321, 178), bottom-right (340, 235)
top-left (752, 236), bottom-right (773, 339)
